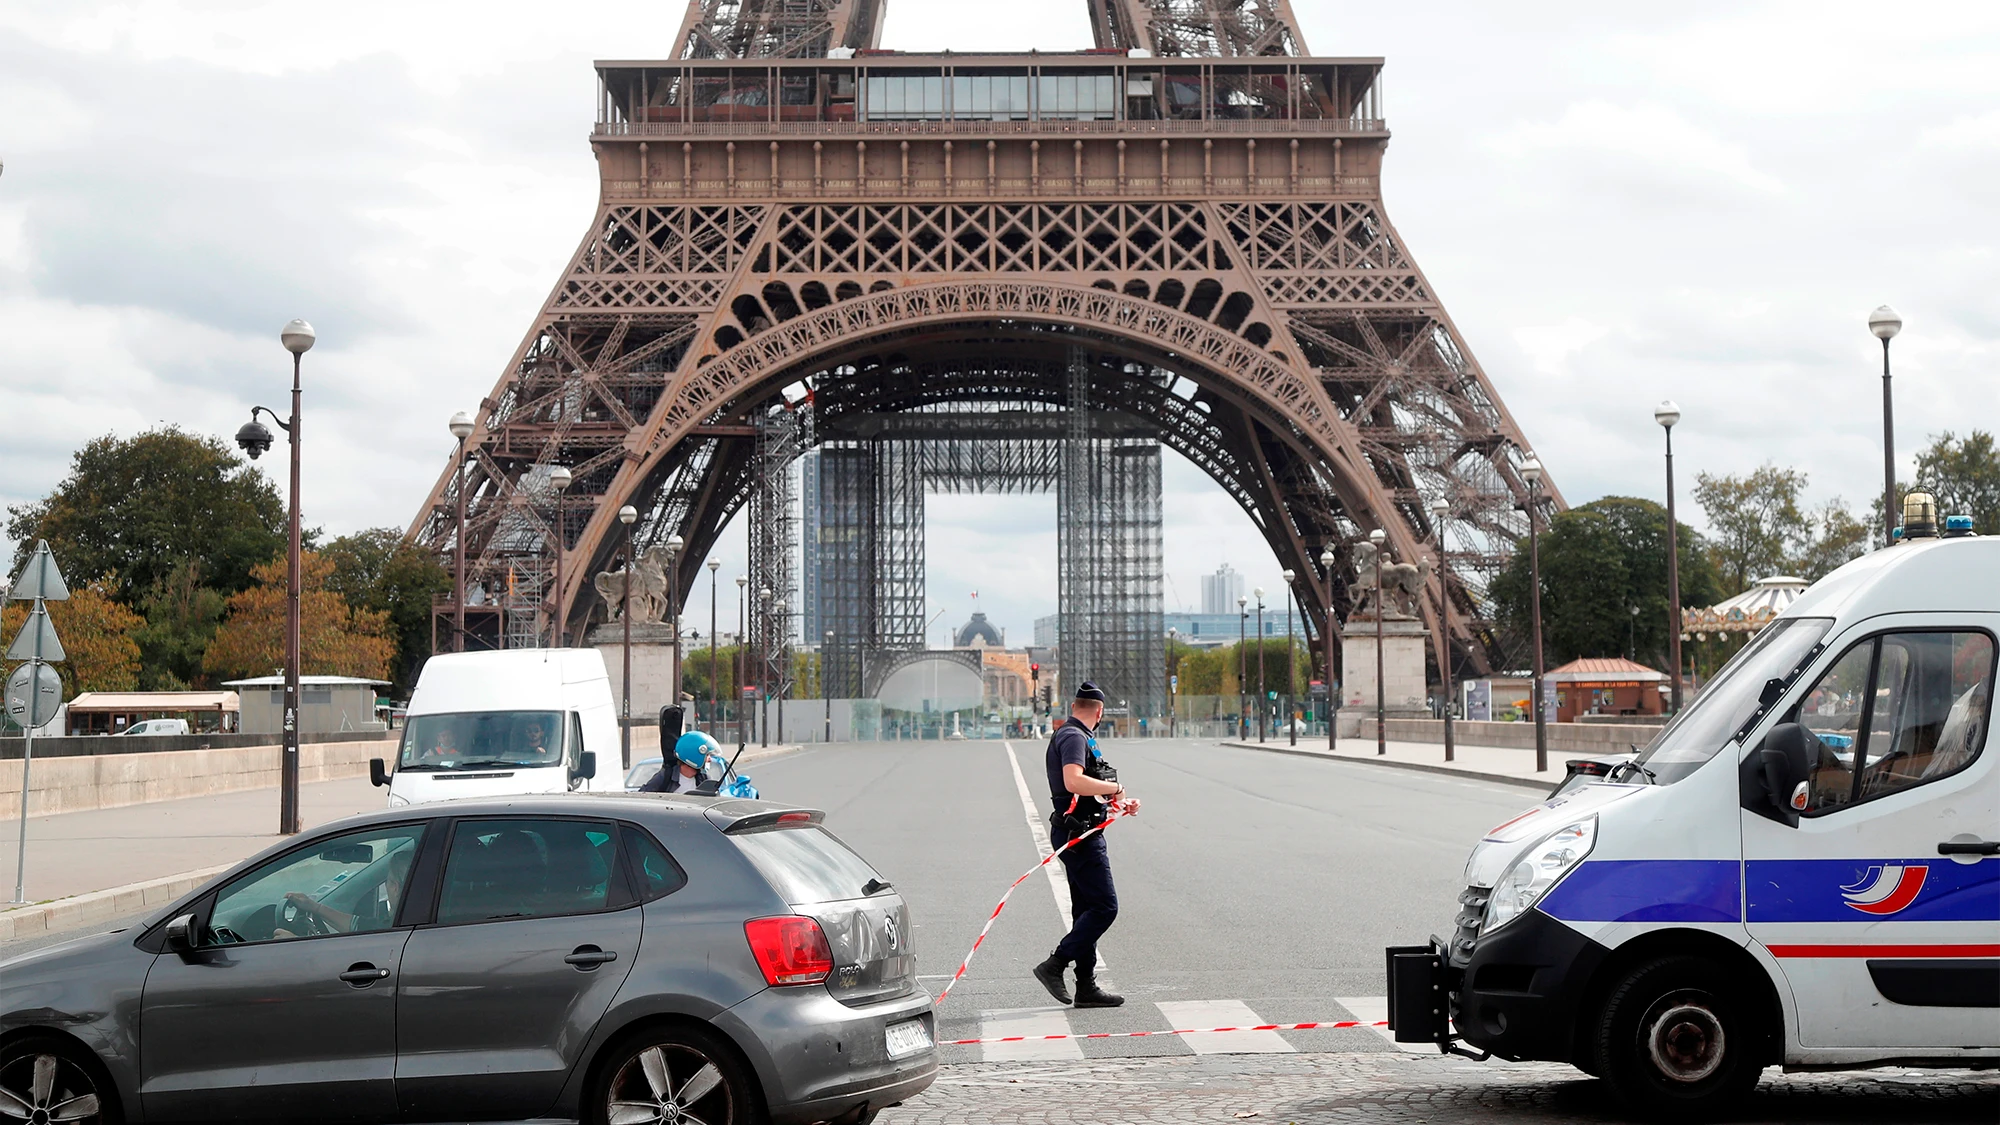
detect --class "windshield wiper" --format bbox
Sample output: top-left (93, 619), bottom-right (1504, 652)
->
top-left (442, 759), bottom-right (537, 770)
top-left (863, 877), bottom-right (894, 896)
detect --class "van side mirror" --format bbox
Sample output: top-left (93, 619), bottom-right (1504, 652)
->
top-left (1756, 722), bottom-right (1816, 827)
top-left (577, 751), bottom-right (597, 781)
top-left (369, 758), bottom-right (390, 788)
top-left (164, 912), bottom-right (196, 952)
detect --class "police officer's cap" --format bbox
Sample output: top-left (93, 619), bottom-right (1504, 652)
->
top-left (1074, 681), bottom-right (1108, 703)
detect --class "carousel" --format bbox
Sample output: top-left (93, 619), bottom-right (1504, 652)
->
top-left (1680, 576), bottom-right (1810, 640)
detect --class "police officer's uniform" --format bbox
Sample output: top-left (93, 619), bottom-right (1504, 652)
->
top-left (1033, 682), bottom-right (1125, 1008)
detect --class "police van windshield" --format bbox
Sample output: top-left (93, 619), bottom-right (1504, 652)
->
top-left (1631, 617), bottom-right (1833, 785)
top-left (398, 711), bottom-right (565, 770)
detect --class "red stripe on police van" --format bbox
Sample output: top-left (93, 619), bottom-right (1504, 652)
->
top-left (1768, 944), bottom-right (2000, 958)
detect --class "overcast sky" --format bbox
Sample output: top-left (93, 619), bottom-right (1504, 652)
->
top-left (2, 1), bottom-right (1995, 644)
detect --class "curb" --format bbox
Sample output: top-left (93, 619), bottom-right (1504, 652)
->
top-left (1220, 740), bottom-right (1555, 793)
top-left (0, 864), bottom-right (233, 943)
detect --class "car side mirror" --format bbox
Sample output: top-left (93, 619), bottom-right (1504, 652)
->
top-left (1757, 722), bottom-right (1816, 827)
top-left (164, 912), bottom-right (196, 952)
top-left (369, 758), bottom-right (390, 788)
top-left (577, 751), bottom-right (597, 781)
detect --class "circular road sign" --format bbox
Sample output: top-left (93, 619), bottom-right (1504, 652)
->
top-left (5, 661), bottom-right (64, 730)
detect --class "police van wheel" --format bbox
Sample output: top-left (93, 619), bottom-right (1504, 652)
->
top-left (1592, 955), bottom-right (1761, 1119)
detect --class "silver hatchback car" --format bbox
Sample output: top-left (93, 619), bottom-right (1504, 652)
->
top-left (0, 794), bottom-right (935, 1125)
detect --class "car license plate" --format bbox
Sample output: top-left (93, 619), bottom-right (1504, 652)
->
top-left (885, 1018), bottom-right (932, 1058)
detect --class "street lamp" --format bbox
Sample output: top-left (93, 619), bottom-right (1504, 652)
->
top-left (232, 318), bottom-right (314, 835)
top-left (1236, 593), bottom-right (1249, 740)
top-left (825, 630), bottom-right (835, 743)
top-left (1523, 454), bottom-right (1549, 773)
top-left (707, 560), bottom-right (720, 728)
top-left (1319, 544), bottom-right (1338, 751)
top-left (1655, 400), bottom-right (1684, 713)
top-left (1870, 305), bottom-right (1903, 547)
top-left (1430, 496), bottom-right (1455, 763)
top-left (1370, 528), bottom-right (1387, 758)
top-left (617, 505), bottom-right (638, 768)
top-left (1166, 626), bottom-right (1178, 738)
top-left (734, 575), bottom-right (748, 749)
top-left (664, 533), bottom-right (685, 706)
top-left (547, 465), bottom-right (574, 647)
top-left (1281, 569), bottom-right (1296, 747)
top-left (1253, 587), bottom-right (1267, 742)
top-left (759, 585), bottom-right (772, 748)
top-left (448, 411), bottom-right (475, 653)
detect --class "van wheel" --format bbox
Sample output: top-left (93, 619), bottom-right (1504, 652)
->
top-left (0, 1035), bottom-right (121, 1124)
top-left (587, 1024), bottom-right (764, 1125)
top-left (1591, 955), bottom-right (1762, 1119)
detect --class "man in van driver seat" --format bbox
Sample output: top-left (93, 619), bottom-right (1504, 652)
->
top-left (518, 718), bottom-right (554, 759)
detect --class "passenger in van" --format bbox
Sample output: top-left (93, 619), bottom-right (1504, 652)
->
top-left (416, 725), bottom-right (462, 763)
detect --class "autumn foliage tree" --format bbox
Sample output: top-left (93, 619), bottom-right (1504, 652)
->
top-left (2, 574), bottom-right (144, 697)
top-left (203, 553), bottom-right (395, 682)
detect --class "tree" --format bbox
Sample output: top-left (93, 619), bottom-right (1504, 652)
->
top-left (1918, 430), bottom-right (2000, 533)
top-left (203, 553), bottom-right (396, 682)
top-left (1792, 501), bottom-right (1871, 581)
top-left (2, 575), bottom-right (144, 698)
top-left (1693, 465), bottom-right (1809, 595)
top-left (131, 560), bottom-right (228, 690)
top-left (1491, 497), bottom-right (1721, 670)
top-left (6, 427), bottom-right (289, 606)
top-left (323, 529), bottom-right (450, 695)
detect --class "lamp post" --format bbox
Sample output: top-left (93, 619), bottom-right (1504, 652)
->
top-left (1166, 626), bottom-right (1178, 738)
top-left (707, 560), bottom-right (720, 728)
top-left (824, 630), bottom-right (835, 742)
top-left (1523, 454), bottom-right (1549, 773)
top-left (1236, 594), bottom-right (1249, 740)
top-left (759, 586), bottom-right (772, 748)
top-left (1870, 306), bottom-right (1903, 547)
top-left (1281, 570), bottom-right (1296, 747)
top-left (664, 533), bottom-right (684, 706)
top-left (1370, 528), bottom-right (1387, 757)
top-left (1319, 545), bottom-right (1338, 751)
top-left (1430, 497), bottom-right (1455, 763)
top-left (448, 411), bottom-right (475, 652)
top-left (547, 465), bottom-right (574, 646)
top-left (1253, 587), bottom-right (1267, 742)
top-left (617, 505), bottom-right (638, 768)
top-left (232, 318), bottom-right (314, 835)
top-left (734, 575), bottom-right (748, 749)
top-left (1655, 400), bottom-right (1684, 713)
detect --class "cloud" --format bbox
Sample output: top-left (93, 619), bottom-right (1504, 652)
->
top-left (1493, 100), bottom-right (1788, 198)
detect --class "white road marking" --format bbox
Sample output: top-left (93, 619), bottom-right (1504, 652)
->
top-left (1335, 995), bottom-right (1437, 1054)
top-left (977, 1005), bottom-right (1084, 1062)
top-left (1154, 999), bottom-right (1295, 1055)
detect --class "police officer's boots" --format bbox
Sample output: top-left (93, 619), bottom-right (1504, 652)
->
top-left (1072, 966), bottom-right (1124, 1009)
top-left (1032, 952), bottom-right (1073, 1005)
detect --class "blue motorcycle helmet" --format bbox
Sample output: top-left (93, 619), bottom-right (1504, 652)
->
top-left (674, 730), bottom-right (720, 770)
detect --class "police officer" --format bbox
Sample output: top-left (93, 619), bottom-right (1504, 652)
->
top-left (1032, 681), bottom-right (1139, 1008)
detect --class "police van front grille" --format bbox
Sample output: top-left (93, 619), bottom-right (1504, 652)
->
top-left (1452, 886), bottom-right (1490, 962)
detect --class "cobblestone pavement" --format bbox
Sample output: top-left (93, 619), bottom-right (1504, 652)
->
top-left (878, 1054), bottom-right (2000, 1124)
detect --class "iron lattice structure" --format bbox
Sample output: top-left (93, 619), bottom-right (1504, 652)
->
top-left (411, 0), bottom-right (1565, 700)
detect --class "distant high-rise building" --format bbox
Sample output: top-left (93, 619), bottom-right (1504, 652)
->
top-left (1200, 564), bottom-right (1244, 616)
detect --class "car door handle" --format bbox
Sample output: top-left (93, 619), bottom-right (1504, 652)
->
top-left (1938, 840), bottom-right (2000, 856)
top-left (565, 946), bottom-right (619, 969)
top-left (338, 964), bottom-right (391, 986)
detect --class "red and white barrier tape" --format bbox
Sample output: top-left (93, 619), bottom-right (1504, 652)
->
top-left (933, 799), bottom-right (1133, 1006)
top-left (945, 1020), bottom-right (1390, 1046)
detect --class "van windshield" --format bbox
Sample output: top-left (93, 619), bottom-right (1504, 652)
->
top-left (1631, 617), bottom-right (1833, 785)
top-left (398, 711), bottom-right (565, 770)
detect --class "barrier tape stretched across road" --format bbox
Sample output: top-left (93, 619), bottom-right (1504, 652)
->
top-left (933, 798), bottom-right (1133, 1006)
top-left (944, 1019), bottom-right (1392, 1046)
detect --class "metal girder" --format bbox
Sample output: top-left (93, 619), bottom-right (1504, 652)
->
top-left (673, 0), bottom-right (883, 60)
top-left (1089, 0), bottom-right (1310, 57)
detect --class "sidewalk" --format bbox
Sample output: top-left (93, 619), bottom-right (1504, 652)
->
top-left (1222, 735), bottom-right (1572, 791)
top-left (1, 743), bottom-right (803, 942)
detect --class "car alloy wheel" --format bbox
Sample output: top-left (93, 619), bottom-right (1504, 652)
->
top-left (606, 1042), bottom-right (737, 1125)
top-left (0, 1049), bottom-right (104, 1124)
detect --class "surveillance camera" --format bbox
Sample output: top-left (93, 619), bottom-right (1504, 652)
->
top-left (235, 419), bottom-right (275, 460)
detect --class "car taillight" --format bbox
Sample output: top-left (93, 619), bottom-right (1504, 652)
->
top-left (744, 915), bottom-right (834, 986)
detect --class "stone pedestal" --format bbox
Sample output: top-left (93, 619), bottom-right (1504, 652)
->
top-left (589, 622), bottom-right (679, 734)
top-left (1340, 614), bottom-right (1430, 718)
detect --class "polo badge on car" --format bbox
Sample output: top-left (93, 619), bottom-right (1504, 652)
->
top-left (883, 914), bottom-right (899, 950)
top-left (1841, 864), bottom-right (1928, 915)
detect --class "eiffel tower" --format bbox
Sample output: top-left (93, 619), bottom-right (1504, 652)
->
top-left (409, 0), bottom-right (1562, 715)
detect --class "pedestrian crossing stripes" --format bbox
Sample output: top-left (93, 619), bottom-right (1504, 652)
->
top-left (954, 998), bottom-right (1408, 1061)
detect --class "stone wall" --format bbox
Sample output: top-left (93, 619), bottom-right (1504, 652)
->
top-left (0, 738), bottom-right (398, 820)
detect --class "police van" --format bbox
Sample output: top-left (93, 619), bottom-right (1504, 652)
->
top-left (1387, 514), bottom-right (1997, 1115)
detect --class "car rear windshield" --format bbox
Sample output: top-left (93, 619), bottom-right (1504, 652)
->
top-left (732, 825), bottom-right (885, 905)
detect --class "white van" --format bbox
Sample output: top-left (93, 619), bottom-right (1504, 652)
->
top-left (371, 649), bottom-right (620, 806)
top-left (1387, 528), bottom-right (1997, 1115)
top-left (119, 718), bottom-right (189, 736)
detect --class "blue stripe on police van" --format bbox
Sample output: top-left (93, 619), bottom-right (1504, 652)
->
top-left (1539, 860), bottom-right (1741, 924)
top-left (1745, 859), bottom-right (2000, 924)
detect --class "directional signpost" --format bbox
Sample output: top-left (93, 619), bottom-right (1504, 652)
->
top-left (7, 540), bottom-right (69, 904)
